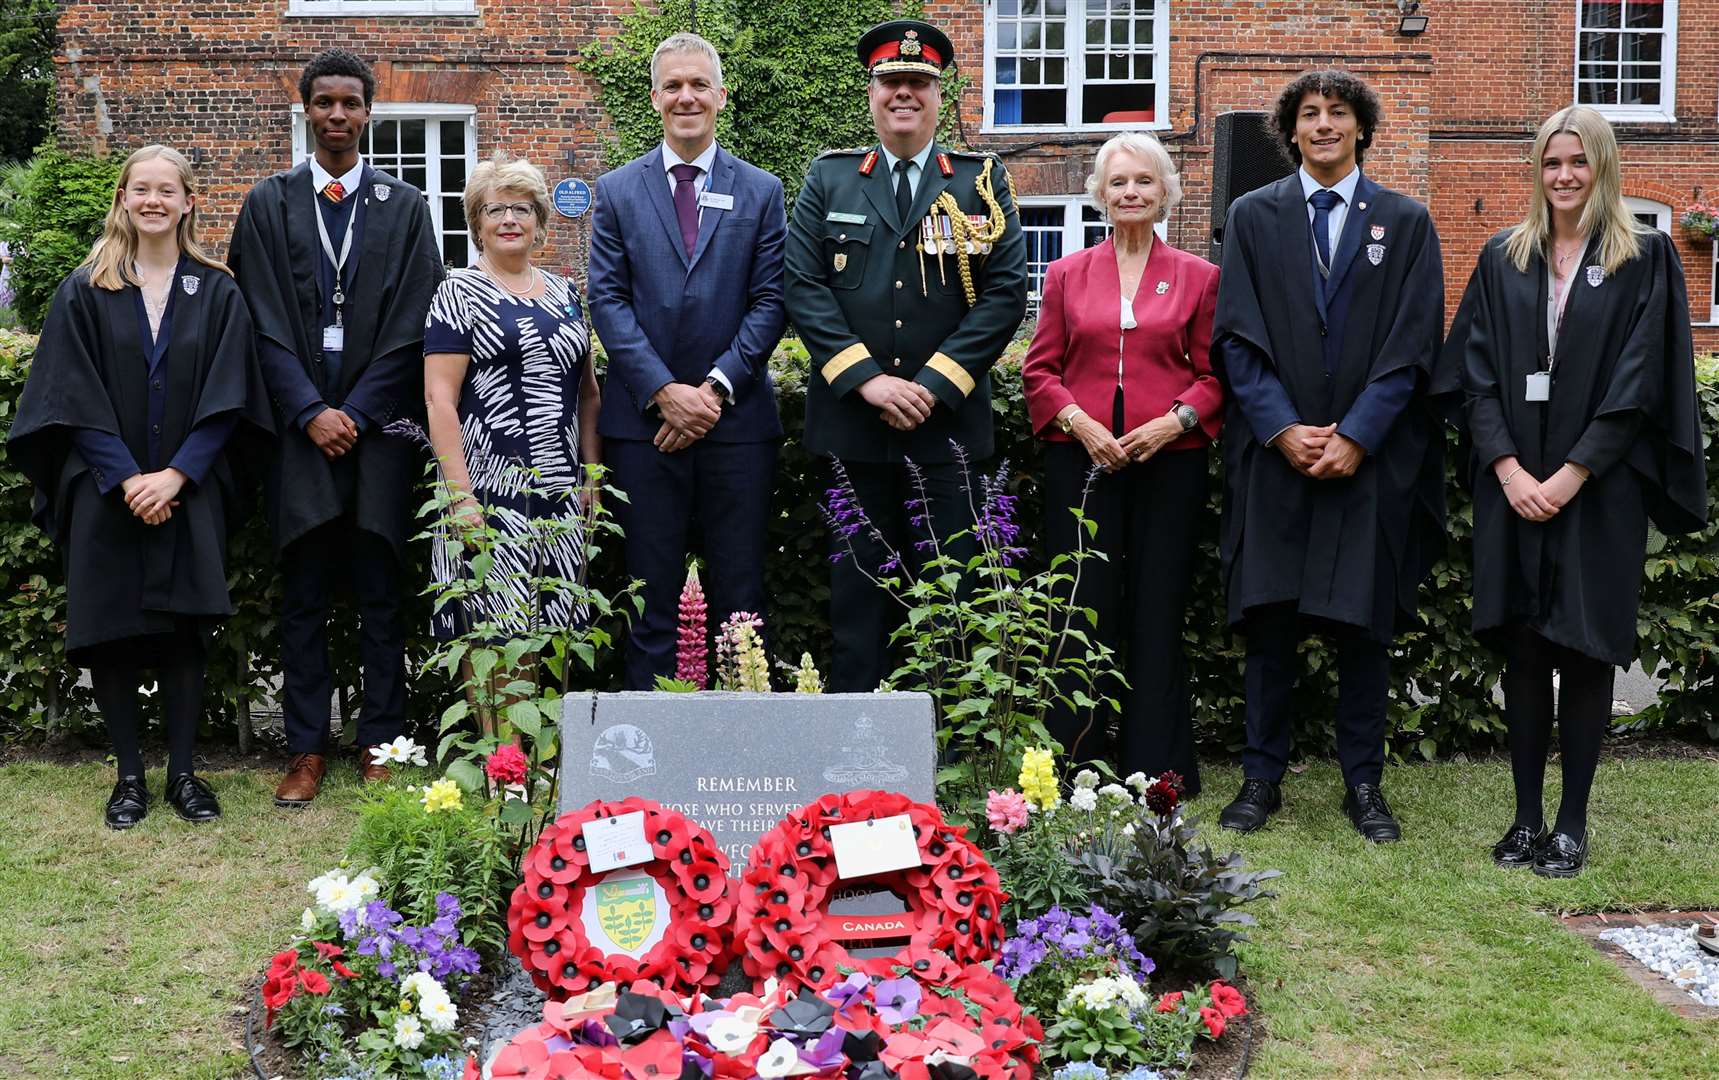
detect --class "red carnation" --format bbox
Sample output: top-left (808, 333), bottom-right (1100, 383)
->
top-left (1200, 1005), bottom-right (1226, 1039)
top-left (1210, 979), bottom-right (1248, 1017)
top-left (487, 743), bottom-right (530, 786)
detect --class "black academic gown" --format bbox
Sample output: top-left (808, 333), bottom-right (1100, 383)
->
top-left (1449, 228), bottom-right (1707, 665)
top-left (1213, 175), bottom-right (1454, 642)
top-left (8, 265), bottom-right (273, 657)
top-left (227, 162), bottom-right (444, 555)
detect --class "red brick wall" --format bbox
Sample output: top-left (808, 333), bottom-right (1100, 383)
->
top-left (54, 0), bottom-right (1719, 345)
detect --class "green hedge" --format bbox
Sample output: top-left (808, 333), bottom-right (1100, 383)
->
top-left (2, 334), bottom-right (1714, 756)
top-left (0, 145), bottom-right (121, 331)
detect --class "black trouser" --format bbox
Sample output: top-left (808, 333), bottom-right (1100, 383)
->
top-left (608, 437), bottom-right (780, 690)
top-left (279, 518), bottom-right (406, 753)
top-left (1242, 603), bottom-right (1388, 787)
top-left (827, 459), bottom-right (975, 694)
top-left (1042, 441), bottom-right (1208, 792)
top-left (1502, 623), bottom-right (1613, 838)
top-left (87, 625), bottom-right (207, 780)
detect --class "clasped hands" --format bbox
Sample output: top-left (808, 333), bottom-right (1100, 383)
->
top-left (1275, 423), bottom-right (1365, 479)
top-left (1494, 455), bottom-right (1588, 522)
top-left (306, 406), bottom-right (359, 460)
top-left (859, 374), bottom-right (936, 432)
top-left (119, 468), bottom-right (186, 526)
top-left (652, 380), bottom-right (725, 453)
top-left (1071, 411), bottom-right (1184, 472)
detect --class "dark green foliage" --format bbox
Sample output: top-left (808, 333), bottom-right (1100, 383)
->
top-left (1069, 807), bottom-right (1282, 981)
top-left (345, 783), bottom-right (517, 959)
top-left (0, 2), bottom-right (56, 164)
top-left (1, 144), bottom-right (121, 331)
top-left (578, 0), bottom-right (948, 206)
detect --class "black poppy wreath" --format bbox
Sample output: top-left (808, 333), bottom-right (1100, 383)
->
top-left (507, 797), bottom-right (735, 998)
top-left (736, 789), bottom-right (1008, 991)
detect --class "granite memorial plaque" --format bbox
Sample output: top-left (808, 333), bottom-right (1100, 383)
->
top-left (559, 691), bottom-right (936, 867)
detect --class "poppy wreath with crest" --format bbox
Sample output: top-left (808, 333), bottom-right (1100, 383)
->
top-left (735, 789), bottom-right (1007, 992)
top-left (507, 797), bottom-right (735, 998)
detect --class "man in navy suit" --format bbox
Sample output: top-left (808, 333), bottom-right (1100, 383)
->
top-left (1211, 70), bottom-right (1448, 842)
top-left (589, 32), bottom-right (788, 689)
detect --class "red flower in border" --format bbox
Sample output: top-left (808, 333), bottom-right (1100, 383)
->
top-left (1155, 991), bottom-right (1184, 1013)
top-left (1210, 979), bottom-right (1248, 1017)
top-left (299, 968), bottom-right (332, 995)
top-left (1200, 1006), bottom-right (1227, 1039)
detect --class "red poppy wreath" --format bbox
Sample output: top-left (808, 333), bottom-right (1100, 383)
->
top-left (507, 797), bottom-right (735, 998)
top-left (736, 789), bottom-right (1007, 992)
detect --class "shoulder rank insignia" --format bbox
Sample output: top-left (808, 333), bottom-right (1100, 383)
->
top-left (936, 152), bottom-right (953, 177)
top-left (859, 150), bottom-right (879, 176)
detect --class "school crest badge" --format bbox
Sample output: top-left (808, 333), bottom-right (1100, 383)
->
top-left (834, 253), bottom-right (848, 273)
top-left (1370, 224), bottom-right (1385, 241)
top-left (372, 183), bottom-right (391, 202)
top-left (1586, 265), bottom-right (1605, 288)
top-left (592, 876), bottom-right (657, 955)
top-left (1366, 243), bottom-right (1386, 266)
top-left (180, 275), bottom-right (199, 296)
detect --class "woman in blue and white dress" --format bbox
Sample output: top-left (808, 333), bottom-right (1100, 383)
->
top-left (424, 152), bottom-right (600, 641)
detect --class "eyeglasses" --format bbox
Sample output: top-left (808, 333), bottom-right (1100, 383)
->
top-left (482, 202), bottom-right (535, 222)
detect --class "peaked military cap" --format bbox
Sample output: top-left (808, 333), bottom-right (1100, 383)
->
top-left (857, 19), bottom-right (954, 79)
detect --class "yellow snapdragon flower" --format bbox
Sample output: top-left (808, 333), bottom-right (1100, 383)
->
top-left (1018, 746), bottom-right (1060, 811)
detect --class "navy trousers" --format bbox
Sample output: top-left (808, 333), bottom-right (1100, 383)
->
top-left (1242, 603), bottom-right (1388, 787)
top-left (608, 437), bottom-right (779, 690)
top-left (279, 517), bottom-right (407, 753)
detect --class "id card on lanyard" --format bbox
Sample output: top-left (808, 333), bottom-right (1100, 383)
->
top-left (316, 190), bottom-right (358, 355)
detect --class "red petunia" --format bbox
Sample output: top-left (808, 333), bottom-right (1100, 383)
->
top-left (1155, 990), bottom-right (1184, 1013)
top-left (1200, 1005), bottom-right (1226, 1039)
top-left (1210, 979), bottom-right (1248, 1018)
top-left (299, 968), bottom-right (332, 995)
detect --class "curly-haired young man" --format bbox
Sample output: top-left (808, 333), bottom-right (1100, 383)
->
top-left (1211, 69), bottom-right (1454, 843)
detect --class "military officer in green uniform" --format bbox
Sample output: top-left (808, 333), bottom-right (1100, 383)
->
top-left (786, 19), bottom-right (1028, 692)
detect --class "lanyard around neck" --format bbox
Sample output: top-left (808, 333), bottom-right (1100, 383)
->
top-left (314, 187), bottom-right (359, 321)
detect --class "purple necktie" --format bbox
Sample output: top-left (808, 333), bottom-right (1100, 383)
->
top-left (670, 162), bottom-right (701, 258)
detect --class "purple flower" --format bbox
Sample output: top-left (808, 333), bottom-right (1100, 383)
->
top-left (802, 1028), bottom-right (848, 1070)
top-left (874, 977), bottom-right (921, 1024)
top-left (435, 893), bottom-right (463, 921)
top-left (823, 971), bottom-right (871, 1011)
top-left (377, 960), bottom-right (396, 979)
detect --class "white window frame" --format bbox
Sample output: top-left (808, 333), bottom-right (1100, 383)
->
top-left (1573, 0), bottom-right (1678, 124)
top-left (287, 0), bottom-right (476, 15)
top-left (1704, 242), bottom-right (1719, 326)
top-left (1017, 195), bottom-right (1164, 312)
top-left (983, 0), bottom-right (1171, 134)
top-left (290, 102), bottom-right (478, 264)
top-left (1624, 196), bottom-right (1672, 233)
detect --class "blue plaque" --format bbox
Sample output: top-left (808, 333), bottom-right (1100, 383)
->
top-left (553, 177), bottom-right (592, 219)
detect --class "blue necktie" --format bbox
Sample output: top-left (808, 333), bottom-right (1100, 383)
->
top-left (1308, 189), bottom-right (1341, 273)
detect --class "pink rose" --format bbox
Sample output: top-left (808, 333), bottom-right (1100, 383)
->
top-left (485, 744), bottom-right (530, 786)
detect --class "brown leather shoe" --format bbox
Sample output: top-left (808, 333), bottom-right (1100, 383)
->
top-left (358, 747), bottom-right (392, 784)
top-left (275, 753), bottom-right (326, 807)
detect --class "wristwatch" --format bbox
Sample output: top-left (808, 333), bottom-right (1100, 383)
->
top-left (1172, 402), bottom-right (1199, 432)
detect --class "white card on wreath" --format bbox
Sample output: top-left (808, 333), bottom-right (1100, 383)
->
top-left (830, 815), bottom-right (922, 879)
top-left (583, 811), bottom-right (651, 873)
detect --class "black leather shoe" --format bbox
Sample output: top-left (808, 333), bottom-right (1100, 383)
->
top-left (1219, 778), bottom-right (1281, 833)
top-left (1532, 830), bottom-right (1587, 878)
top-left (167, 773), bottom-right (221, 823)
top-left (1343, 784), bottom-right (1401, 843)
top-left (1491, 823), bottom-right (1546, 868)
top-left (105, 776), bottom-right (149, 830)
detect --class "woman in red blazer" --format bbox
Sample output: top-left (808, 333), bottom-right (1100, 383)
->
top-left (1022, 132), bottom-right (1222, 793)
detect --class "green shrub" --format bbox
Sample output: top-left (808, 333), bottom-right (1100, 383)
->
top-left (345, 782), bottom-right (516, 960)
top-left (0, 145), bottom-right (120, 331)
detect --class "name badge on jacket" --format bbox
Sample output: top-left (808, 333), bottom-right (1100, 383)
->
top-left (698, 190), bottom-right (734, 211)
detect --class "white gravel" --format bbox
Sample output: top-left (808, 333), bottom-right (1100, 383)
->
top-left (1598, 923), bottom-right (1719, 1007)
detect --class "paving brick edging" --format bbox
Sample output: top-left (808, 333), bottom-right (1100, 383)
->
top-left (1561, 911), bottom-right (1719, 1021)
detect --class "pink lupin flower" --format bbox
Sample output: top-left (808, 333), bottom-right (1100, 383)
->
top-left (676, 565), bottom-right (709, 689)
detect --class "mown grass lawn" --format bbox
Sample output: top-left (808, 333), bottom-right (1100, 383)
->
top-left (0, 754), bottom-right (1714, 1078)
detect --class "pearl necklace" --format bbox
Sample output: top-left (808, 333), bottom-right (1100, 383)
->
top-left (482, 256), bottom-right (538, 298)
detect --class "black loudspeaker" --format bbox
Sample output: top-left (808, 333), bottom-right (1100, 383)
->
top-left (1209, 110), bottom-right (1295, 263)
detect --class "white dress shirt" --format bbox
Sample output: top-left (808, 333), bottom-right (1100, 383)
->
top-left (309, 155), bottom-right (364, 198)
top-left (878, 139), bottom-right (935, 202)
top-left (1297, 164), bottom-right (1361, 267)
